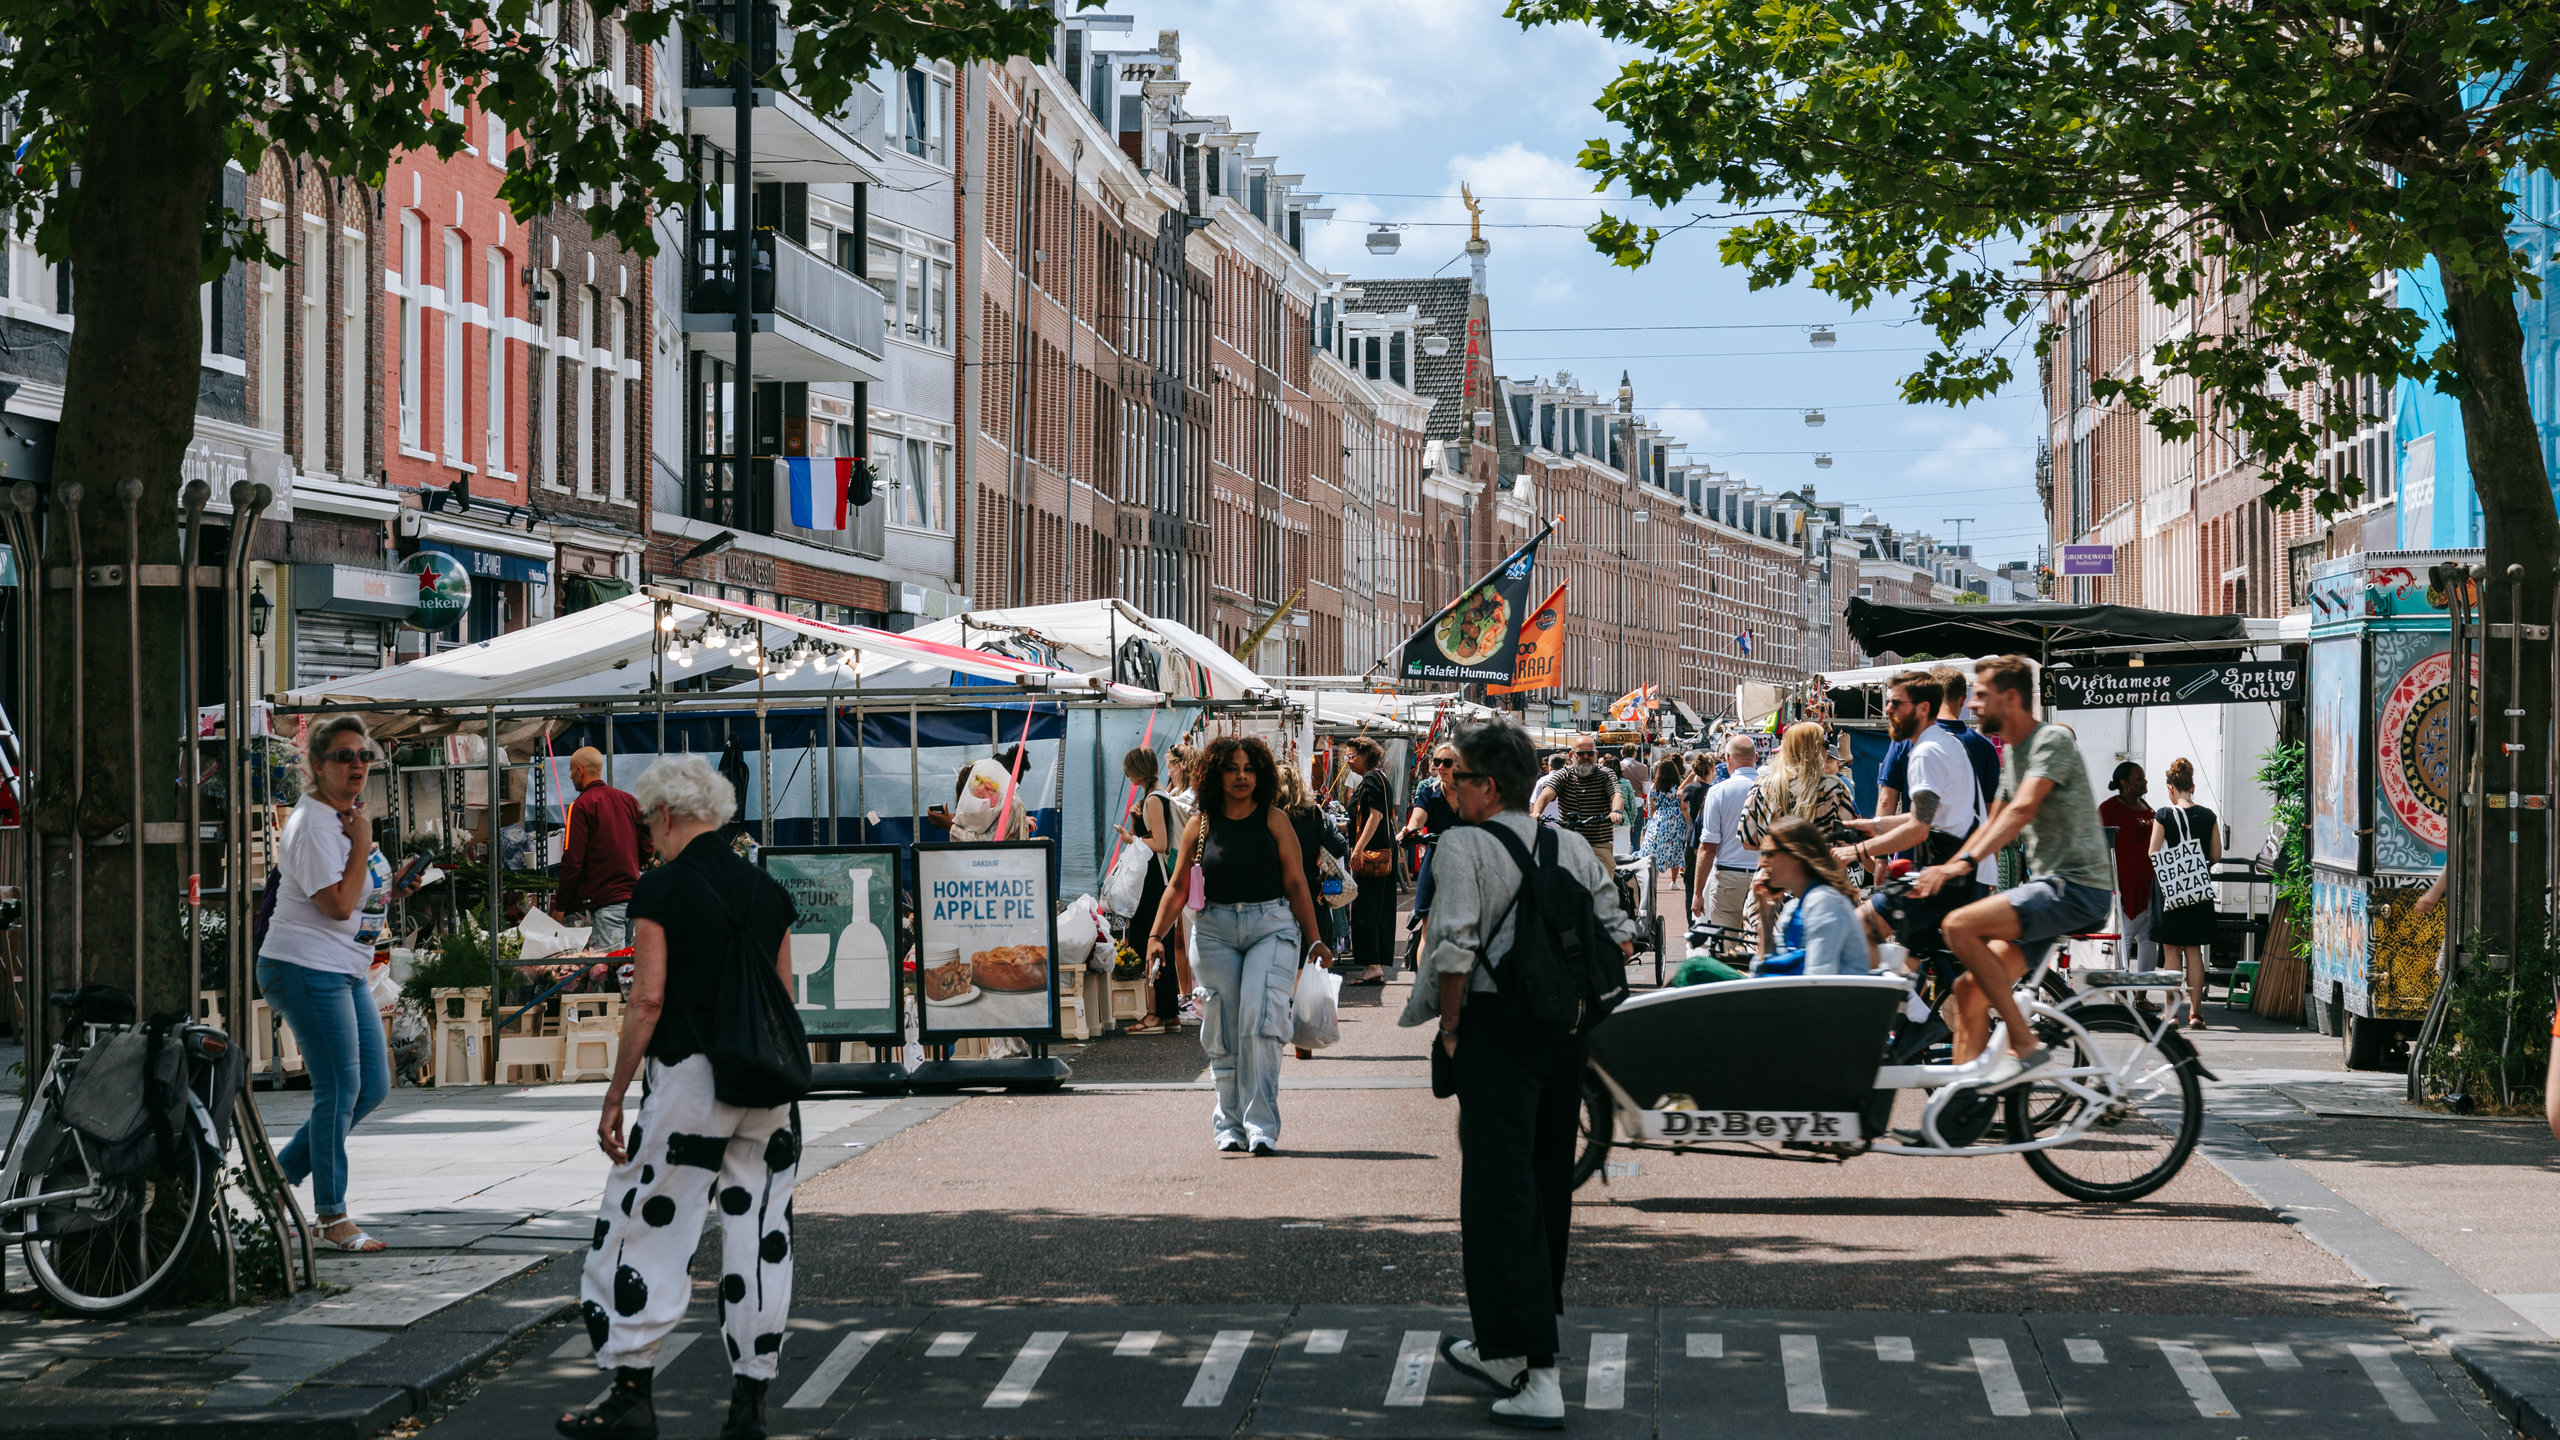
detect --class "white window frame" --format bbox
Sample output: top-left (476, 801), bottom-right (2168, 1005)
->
top-left (340, 233), bottom-right (365, 476)
top-left (398, 215), bottom-right (422, 451)
top-left (577, 289), bottom-right (596, 492)
top-left (442, 230), bottom-right (466, 463)
top-left (539, 272), bottom-right (562, 489)
top-left (485, 247), bottom-right (510, 475)
top-left (259, 213), bottom-right (286, 434)
top-left (299, 218), bottom-right (326, 471)
top-left (607, 298), bottom-right (628, 500)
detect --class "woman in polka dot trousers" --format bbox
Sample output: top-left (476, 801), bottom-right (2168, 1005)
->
top-left (557, 756), bottom-right (803, 1440)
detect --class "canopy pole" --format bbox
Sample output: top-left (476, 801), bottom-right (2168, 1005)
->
top-left (854, 702), bottom-right (866, 842)
top-left (653, 597), bottom-right (668, 767)
top-left (908, 702), bottom-right (920, 844)
top-left (825, 697), bottom-right (839, 846)
top-left (487, 704), bottom-right (503, 1003)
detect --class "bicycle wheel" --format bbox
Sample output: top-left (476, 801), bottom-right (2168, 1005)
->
top-left (2005, 1005), bottom-right (2202, 1202)
top-left (15, 1124), bottom-right (210, 1317)
top-left (1571, 1071), bottom-right (1613, 1190)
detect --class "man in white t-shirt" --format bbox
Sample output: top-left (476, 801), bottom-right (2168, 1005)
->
top-left (1838, 671), bottom-right (1980, 874)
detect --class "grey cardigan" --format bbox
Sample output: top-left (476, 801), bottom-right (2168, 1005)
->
top-left (1398, 810), bottom-right (1641, 1029)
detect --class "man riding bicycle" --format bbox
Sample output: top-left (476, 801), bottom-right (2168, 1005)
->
top-left (1910, 655), bottom-right (2115, 1090)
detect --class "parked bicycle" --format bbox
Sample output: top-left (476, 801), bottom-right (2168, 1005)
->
top-left (0, 987), bottom-right (245, 1315)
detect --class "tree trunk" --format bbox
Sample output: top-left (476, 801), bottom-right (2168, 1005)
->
top-left (2437, 228), bottom-right (2560, 939)
top-left (33, 74), bottom-right (226, 1020)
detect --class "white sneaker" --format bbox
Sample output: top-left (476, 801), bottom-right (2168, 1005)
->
top-left (1491, 1366), bottom-right (1565, 1429)
top-left (1981, 1045), bottom-right (2056, 1092)
top-left (1441, 1337), bottom-right (1527, 1394)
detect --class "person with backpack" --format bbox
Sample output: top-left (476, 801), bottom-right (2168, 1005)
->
top-left (561, 754), bottom-right (803, 1440)
top-left (1401, 721), bottom-right (1639, 1429)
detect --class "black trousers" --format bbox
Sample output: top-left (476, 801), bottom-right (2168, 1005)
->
top-left (1350, 877), bottom-right (1397, 972)
top-left (1454, 1001), bottom-right (1584, 1363)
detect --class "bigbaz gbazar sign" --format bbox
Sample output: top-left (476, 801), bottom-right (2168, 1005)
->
top-left (2042, 661), bottom-right (2300, 711)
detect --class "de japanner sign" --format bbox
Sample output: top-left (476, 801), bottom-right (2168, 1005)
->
top-left (2043, 661), bottom-right (2301, 711)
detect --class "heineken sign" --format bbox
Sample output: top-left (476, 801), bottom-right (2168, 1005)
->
top-left (401, 550), bottom-right (473, 632)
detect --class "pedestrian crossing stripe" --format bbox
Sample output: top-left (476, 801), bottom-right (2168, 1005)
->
top-left (524, 1319), bottom-right (2454, 1427)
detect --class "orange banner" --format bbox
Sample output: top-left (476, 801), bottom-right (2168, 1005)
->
top-left (1488, 583), bottom-right (1568, 695)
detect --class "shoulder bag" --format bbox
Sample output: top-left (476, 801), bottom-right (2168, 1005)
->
top-left (707, 878), bottom-right (812, 1108)
top-left (2151, 806), bottom-right (2216, 913)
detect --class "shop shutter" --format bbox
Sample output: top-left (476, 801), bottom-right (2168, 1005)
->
top-left (293, 613), bottom-right (386, 691)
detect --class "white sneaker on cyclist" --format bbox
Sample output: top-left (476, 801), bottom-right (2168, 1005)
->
top-left (1979, 1045), bottom-right (2057, 1092)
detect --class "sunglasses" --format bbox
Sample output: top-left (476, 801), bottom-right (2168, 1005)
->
top-left (319, 748), bottom-right (379, 765)
top-left (1432, 758), bottom-right (1455, 768)
top-left (1572, 751), bottom-right (1597, 759)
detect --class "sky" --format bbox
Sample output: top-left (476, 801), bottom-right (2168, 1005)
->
top-left (1109, 0), bottom-right (2052, 565)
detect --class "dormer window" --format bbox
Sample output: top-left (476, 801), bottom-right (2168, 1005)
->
top-left (1389, 331), bottom-right (1406, 386)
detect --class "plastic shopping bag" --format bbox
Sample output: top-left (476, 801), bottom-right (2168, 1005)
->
top-left (1101, 843), bottom-right (1152, 919)
top-left (1057, 895), bottom-right (1102, 964)
top-left (1290, 963), bottom-right (1342, 1050)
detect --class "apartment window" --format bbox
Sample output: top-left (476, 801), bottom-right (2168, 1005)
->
top-left (259, 215), bottom-right (286, 433)
top-left (879, 65), bottom-right (949, 164)
top-left (484, 248), bottom-right (507, 473)
top-left (339, 235), bottom-right (365, 475)
top-left (300, 219), bottom-right (326, 470)
top-left (537, 273), bottom-right (561, 488)
top-left (875, 429), bottom-right (949, 532)
top-left (577, 289), bottom-right (596, 491)
top-left (866, 220), bottom-right (950, 348)
top-left (608, 298), bottom-right (628, 499)
top-left (441, 230), bottom-right (465, 460)
top-left (398, 215), bottom-right (422, 449)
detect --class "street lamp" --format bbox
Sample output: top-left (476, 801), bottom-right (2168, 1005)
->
top-left (1802, 408), bottom-right (1827, 428)
top-left (1422, 332), bottom-right (1449, 357)
top-left (1809, 325), bottom-right (1837, 348)
top-left (1364, 226), bottom-right (1401, 255)
top-left (248, 581), bottom-right (271, 703)
top-left (1814, 453), bottom-right (1834, 469)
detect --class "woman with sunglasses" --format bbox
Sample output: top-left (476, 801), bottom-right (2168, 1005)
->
top-left (258, 714), bottom-right (423, 1253)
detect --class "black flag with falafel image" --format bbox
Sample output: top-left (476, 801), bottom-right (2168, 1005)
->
top-left (1394, 519), bottom-right (1554, 685)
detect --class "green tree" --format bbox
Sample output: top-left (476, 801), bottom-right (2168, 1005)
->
top-left (1516, 0), bottom-right (2560, 921)
top-left (0, 0), bottom-right (1073, 1013)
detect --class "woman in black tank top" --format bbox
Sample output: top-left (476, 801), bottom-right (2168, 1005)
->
top-left (1145, 735), bottom-right (1336, 1154)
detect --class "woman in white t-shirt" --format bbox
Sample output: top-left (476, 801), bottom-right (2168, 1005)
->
top-left (258, 715), bottom-right (420, 1253)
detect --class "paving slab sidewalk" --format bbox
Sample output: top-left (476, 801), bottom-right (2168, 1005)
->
top-left (2191, 1016), bottom-right (2560, 1440)
top-left (0, 1079), bottom-right (955, 1437)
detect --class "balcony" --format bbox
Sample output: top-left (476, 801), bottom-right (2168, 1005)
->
top-left (684, 2), bottom-right (883, 182)
top-left (687, 456), bottom-right (884, 555)
top-left (684, 229), bottom-right (887, 383)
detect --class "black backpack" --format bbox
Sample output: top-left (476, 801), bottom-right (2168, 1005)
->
top-left (1477, 823), bottom-right (1628, 1040)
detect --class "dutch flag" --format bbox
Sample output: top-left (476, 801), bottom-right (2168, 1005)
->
top-left (784, 457), bottom-right (855, 532)
top-left (1736, 629), bottom-right (1753, 656)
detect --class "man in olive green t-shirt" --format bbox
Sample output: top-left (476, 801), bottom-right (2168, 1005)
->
top-left (1911, 655), bottom-right (2115, 1091)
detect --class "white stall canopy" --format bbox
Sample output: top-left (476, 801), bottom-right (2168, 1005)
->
top-left (756, 598), bottom-right (1271, 703)
top-left (279, 591), bottom-right (1165, 707)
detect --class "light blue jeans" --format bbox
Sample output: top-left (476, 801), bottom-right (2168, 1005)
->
top-left (1192, 899), bottom-right (1300, 1149)
top-left (257, 959), bottom-right (391, 1214)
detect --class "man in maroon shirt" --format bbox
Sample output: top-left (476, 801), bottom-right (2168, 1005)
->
top-left (553, 747), bottom-right (645, 950)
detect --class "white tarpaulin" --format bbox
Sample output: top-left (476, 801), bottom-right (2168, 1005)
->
top-left (279, 592), bottom-right (1163, 707)
top-left (757, 598), bottom-right (1270, 703)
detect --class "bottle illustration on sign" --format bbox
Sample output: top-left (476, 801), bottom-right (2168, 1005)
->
top-left (834, 867), bottom-right (892, 1010)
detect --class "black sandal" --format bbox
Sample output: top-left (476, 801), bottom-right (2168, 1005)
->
top-left (558, 1367), bottom-right (658, 1440)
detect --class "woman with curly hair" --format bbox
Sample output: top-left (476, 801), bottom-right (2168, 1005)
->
top-left (1144, 736), bottom-right (1337, 1153)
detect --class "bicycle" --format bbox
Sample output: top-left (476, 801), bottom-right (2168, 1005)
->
top-left (0, 987), bottom-right (235, 1315)
top-left (1573, 871), bottom-right (2211, 1203)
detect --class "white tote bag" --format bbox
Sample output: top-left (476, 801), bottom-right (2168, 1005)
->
top-left (2151, 807), bottom-right (2216, 912)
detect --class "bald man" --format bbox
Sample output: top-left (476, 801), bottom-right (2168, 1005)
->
top-left (553, 746), bottom-right (645, 950)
